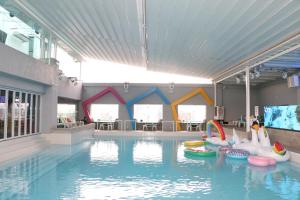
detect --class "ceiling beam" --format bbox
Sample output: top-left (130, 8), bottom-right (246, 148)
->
top-left (136, 0), bottom-right (148, 67)
top-left (214, 31), bottom-right (300, 83)
top-left (12, 0), bottom-right (84, 61)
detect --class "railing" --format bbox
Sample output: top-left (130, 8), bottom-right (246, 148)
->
top-left (91, 120), bottom-right (207, 132)
top-left (123, 120), bottom-right (136, 131)
top-left (162, 121), bottom-right (176, 132)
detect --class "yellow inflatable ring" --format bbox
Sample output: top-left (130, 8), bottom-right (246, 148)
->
top-left (184, 140), bottom-right (205, 147)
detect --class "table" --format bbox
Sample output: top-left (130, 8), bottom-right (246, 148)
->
top-left (96, 121), bottom-right (114, 130)
top-left (136, 122), bottom-right (159, 131)
top-left (184, 122), bottom-right (205, 131)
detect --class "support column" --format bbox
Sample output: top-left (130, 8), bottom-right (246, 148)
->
top-left (79, 61), bottom-right (82, 81)
top-left (245, 68), bottom-right (251, 132)
top-left (40, 33), bottom-right (45, 60)
top-left (53, 39), bottom-right (57, 59)
top-left (214, 82), bottom-right (217, 107)
top-left (47, 34), bottom-right (52, 64)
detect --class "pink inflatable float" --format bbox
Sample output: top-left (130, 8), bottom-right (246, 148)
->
top-left (248, 156), bottom-right (276, 167)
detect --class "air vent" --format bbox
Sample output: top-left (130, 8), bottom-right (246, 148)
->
top-left (287, 74), bottom-right (299, 88)
top-left (13, 32), bottom-right (29, 42)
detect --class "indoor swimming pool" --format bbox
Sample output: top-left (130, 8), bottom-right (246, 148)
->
top-left (1, 136), bottom-right (300, 200)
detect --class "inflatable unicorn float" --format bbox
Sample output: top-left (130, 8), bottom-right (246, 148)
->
top-left (232, 124), bottom-right (290, 162)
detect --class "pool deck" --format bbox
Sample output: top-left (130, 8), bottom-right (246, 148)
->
top-left (94, 130), bottom-right (202, 137)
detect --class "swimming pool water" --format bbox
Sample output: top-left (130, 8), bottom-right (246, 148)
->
top-left (1, 136), bottom-right (300, 200)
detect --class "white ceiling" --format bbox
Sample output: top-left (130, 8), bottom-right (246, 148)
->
top-left (5, 0), bottom-right (300, 79)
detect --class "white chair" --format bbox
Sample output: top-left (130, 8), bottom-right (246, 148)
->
top-left (196, 124), bottom-right (202, 131)
top-left (142, 124), bottom-right (148, 131)
top-left (186, 123), bottom-right (192, 131)
top-left (99, 124), bottom-right (104, 130)
top-left (107, 123), bottom-right (113, 130)
top-left (152, 124), bottom-right (157, 131)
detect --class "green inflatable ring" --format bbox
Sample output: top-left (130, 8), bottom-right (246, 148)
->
top-left (184, 149), bottom-right (216, 157)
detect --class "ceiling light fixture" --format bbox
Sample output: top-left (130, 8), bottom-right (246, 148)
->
top-left (68, 77), bottom-right (78, 86)
top-left (235, 76), bottom-right (241, 84)
top-left (242, 74), bottom-right (246, 82)
top-left (281, 70), bottom-right (288, 79)
top-left (124, 82), bottom-right (129, 93)
top-left (57, 69), bottom-right (64, 80)
top-left (250, 72), bottom-right (255, 80)
top-left (254, 66), bottom-right (261, 78)
top-left (169, 82), bottom-right (175, 93)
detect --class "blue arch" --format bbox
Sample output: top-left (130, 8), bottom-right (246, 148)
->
top-left (126, 87), bottom-right (171, 129)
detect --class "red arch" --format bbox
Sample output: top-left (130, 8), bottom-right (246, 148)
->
top-left (82, 87), bottom-right (126, 123)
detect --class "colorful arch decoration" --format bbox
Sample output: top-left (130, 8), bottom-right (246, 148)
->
top-left (171, 87), bottom-right (213, 131)
top-left (206, 120), bottom-right (226, 141)
top-left (126, 87), bottom-right (170, 129)
top-left (82, 86), bottom-right (126, 123)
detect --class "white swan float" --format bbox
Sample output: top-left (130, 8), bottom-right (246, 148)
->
top-left (232, 128), bottom-right (260, 154)
top-left (232, 126), bottom-right (290, 162)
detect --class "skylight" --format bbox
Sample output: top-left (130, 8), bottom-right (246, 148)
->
top-left (81, 59), bottom-right (212, 84)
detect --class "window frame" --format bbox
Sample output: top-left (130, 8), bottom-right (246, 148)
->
top-left (0, 87), bottom-right (41, 142)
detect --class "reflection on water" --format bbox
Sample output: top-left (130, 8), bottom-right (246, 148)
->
top-left (79, 177), bottom-right (212, 199)
top-left (1, 138), bottom-right (300, 199)
top-left (133, 141), bottom-right (162, 164)
top-left (90, 140), bottom-right (118, 164)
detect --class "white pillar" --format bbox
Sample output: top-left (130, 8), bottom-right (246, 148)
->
top-left (47, 34), bottom-right (52, 64)
top-left (79, 61), bottom-right (82, 81)
top-left (245, 68), bottom-right (251, 132)
top-left (214, 82), bottom-right (217, 107)
top-left (40, 34), bottom-right (45, 59)
top-left (53, 39), bottom-right (57, 59)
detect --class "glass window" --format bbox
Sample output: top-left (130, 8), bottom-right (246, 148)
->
top-left (20, 93), bottom-right (26, 136)
top-left (14, 91), bottom-right (20, 137)
top-left (26, 94), bottom-right (31, 135)
top-left (7, 90), bottom-right (13, 138)
top-left (37, 95), bottom-right (40, 133)
top-left (57, 104), bottom-right (76, 122)
top-left (0, 6), bottom-right (40, 58)
top-left (32, 94), bottom-right (36, 133)
top-left (0, 90), bottom-right (6, 139)
top-left (57, 47), bottom-right (80, 78)
top-left (0, 89), bottom-right (41, 140)
top-left (134, 104), bottom-right (163, 123)
top-left (178, 105), bottom-right (207, 122)
top-left (90, 104), bottom-right (118, 122)
top-left (82, 60), bottom-right (212, 84)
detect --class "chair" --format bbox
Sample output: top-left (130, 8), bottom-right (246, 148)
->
top-left (97, 120), bottom-right (104, 130)
top-left (152, 123), bottom-right (157, 131)
top-left (142, 124), bottom-right (148, 131)
top-left (195, 123), bottom-right (202, 131)
top-left (186, 123), bottom-right (192, 131)
top-left (107, 122), bottom-right (113, 130)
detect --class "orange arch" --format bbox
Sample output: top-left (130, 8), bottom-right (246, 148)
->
top-left (171, 88), bottom-right (213, 131)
